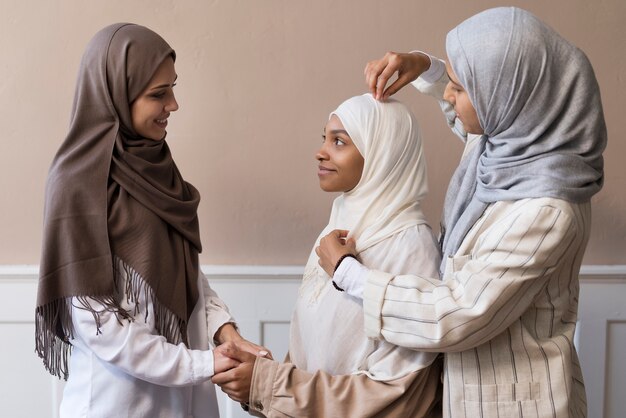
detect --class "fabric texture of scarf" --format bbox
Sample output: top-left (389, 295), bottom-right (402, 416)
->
top-left (36, 23), bottom-right (202, 379)
top-left (292, 94), bottom-right (437, 380)
top-left (302, 93), bottom-right (430, 301)
top-left (440, 7), bottom-right (607, 273)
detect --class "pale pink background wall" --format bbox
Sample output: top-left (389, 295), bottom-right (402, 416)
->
top-left (1, 0), bottom-right (623, 266)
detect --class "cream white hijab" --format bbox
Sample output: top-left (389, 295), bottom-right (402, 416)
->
top-left (301, 93), bottom-right (430, 302)
top-left (290, 94), bottom-right (438, 380)
top-left (323, 93), bottom-right (429, 253)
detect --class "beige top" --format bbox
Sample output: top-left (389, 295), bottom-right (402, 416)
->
top-left (248, 225), bottom-right (443, 417)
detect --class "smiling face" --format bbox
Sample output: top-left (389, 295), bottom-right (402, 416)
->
top-left (443, 59), bottom-right (483, 135)
top-left (316, 115), bottom-right (364, 193)
top-left (130, 56), bottom-right (179, 140)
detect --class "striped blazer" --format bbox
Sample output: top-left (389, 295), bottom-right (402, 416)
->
top-left (359, 62), bottom-right (590, 417)
top-left (363, 196), bottom-right (589, 417)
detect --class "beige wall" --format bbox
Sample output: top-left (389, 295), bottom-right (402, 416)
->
top-left (1, 0), bottom-right (624, 266)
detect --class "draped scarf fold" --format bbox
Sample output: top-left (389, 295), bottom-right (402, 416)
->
top-left (293, 94), bottom-right (435, 380)
top-left (36, 23), bottom-right (201, 380)
top-left (302, 93), bottom-right (430, 301)
top-left (440, 7), bottom-right (607, 272)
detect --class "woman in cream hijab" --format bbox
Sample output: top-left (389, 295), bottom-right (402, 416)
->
top-left (214, 93), bottom-right (442, 417)
top-left (36, 23), bottom-right (267, 417)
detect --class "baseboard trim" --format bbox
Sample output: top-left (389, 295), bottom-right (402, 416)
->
top-left (1, 264), bottom-right (624, 279)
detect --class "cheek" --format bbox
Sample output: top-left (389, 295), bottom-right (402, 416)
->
top-left (459, 98), bottom-right (474, 119)
top-left (132, 100), bottom-right (159, 124)
top-left (347, 154), bottom-right (364, 185)
top-left (130, 101), bottom-right (147, 127)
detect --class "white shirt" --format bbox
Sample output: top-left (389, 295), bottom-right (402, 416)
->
top-left (60, 265), bottom-right (235, 418)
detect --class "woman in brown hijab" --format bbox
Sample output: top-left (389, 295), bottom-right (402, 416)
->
top-left (35, 23), bottom-right (265, 417)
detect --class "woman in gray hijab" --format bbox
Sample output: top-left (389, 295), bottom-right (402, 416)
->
top-left (318, 7), bottom-right (606, 418)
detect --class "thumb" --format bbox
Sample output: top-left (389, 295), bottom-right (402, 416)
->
top-left (227, 346), bottom-right (257, 363)
top-left (219, 343), bottom-right (245, 362)
top-left (334, 229), bottom-right (350, 238)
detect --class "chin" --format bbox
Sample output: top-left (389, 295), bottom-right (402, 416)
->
top-left (319, 183), bottom-right (338, 193)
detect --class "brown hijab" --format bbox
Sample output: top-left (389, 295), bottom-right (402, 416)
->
top-left (36, 23), bottom-right (202, 379)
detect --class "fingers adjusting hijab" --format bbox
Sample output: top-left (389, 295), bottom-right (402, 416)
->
top-left (302, 93), bottom-right (430, 303)
top-left (440, 7), bottom-right (607, 270)
top-left (295, 94), bottom-right (435, 380)
top-left (36, 24), bottom-right (201, 379)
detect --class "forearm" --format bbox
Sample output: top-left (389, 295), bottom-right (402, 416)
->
top-left (248, 357), bottom-right (441, 418)
top-left (409, 53), bottom-right (468, 141)
top-left (71, 297), bottom-right (214, 386)
top-left (362, 201), bottom-right (580, 351)
top-left (214, 322), bottom-right (241, 344)
top-left (201, 273), bottom-right (237, 344)
top-left (410, 52), bottom-right (447, 97)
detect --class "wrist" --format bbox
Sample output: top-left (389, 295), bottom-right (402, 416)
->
top-left (332, 253), bottom-right (357, 292)
top-left (410, 51), bottom-right (445, 83)
top-left (409, 51), bottom-right (431, 72)
top-left (334, 253), bottom-right (357, 274)
top-left (214, 322), bottom-right (241, 344)
top-left (334, 257), bottom-right (368, 300)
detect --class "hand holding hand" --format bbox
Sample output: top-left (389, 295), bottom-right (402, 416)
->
top-left (214, 323), bottom-right (273, 360)
top-left (316, 229), bottom-right (356, 277)
top-left (364, 51), bottom-right (431, 101)
top-left (212, 342), bottom-right (259, 403)
top-left (213, 342), bottom-right (242, 374)
top-left (229, 338), bottom-right (273, 361)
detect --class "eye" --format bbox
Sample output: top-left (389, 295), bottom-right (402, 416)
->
top-left (334, 138), bottom-right (346, 146)
top-left (151, 91), bottom-right (167, 99)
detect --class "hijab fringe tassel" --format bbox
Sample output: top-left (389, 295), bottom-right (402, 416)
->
top-left (35, 256), bottom-right (188, 380)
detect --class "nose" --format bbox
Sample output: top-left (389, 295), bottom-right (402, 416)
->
top-left (166, 93), bottom-right (179, 112)
top-left (316, 142), bottom-right (330, 161)
top-left (443, 82), bottom-right (455, 105)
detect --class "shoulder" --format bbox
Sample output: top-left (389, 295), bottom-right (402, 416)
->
top-left (361, 225), bottom-right (441, 277)
top-left (367, 224), bottom-right (438, 253)
top-left (486, 198), bottom-right (589, 226)
top-left (469, 198), bottom-right (591, 251)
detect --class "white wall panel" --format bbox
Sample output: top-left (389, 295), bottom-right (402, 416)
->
top-left (576, 277), bottom-right (626, 418)
top-left (1, 267), bottom-right (624, 418)
top-left (605, 321), bottom-right (626, 418)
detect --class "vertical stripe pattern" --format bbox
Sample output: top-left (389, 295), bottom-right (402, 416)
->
top-left (363, 198), bottom-right (589, 417)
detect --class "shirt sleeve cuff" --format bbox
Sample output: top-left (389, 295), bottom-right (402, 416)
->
top-left (334, 256), bottom-right (368, 299)
top-left (191, 349), bottom-right (215, 382)
top-left (363, 269), bottom-right (395, 339)
top-left (409, 51), bottom-right (445, 83)
top-left (249, 356), bottom-right (279, 414)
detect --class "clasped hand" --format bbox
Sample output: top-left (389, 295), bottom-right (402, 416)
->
top-left (315, 229), bottom-right (356, 277)
top-left (212, 339), bottom-right (272, 403)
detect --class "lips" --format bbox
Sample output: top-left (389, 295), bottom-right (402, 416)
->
top-left (318, 165), bottom-right (336, 176)
top-left (155, 117), bottom-right (168, 129)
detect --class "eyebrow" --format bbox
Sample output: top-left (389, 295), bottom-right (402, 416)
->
top-left (446, 71), bottom-right (463, 88)
top-left (328, 129), bottom-right (349, 135)
top-left (149, 75), bottom-right (178, 90)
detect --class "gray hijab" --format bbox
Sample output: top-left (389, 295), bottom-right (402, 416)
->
top-left (440, 7), bottom-right (607, 273)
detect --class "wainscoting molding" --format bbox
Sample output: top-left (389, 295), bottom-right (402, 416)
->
top-left (1, 265), bottom-right (624, 418)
